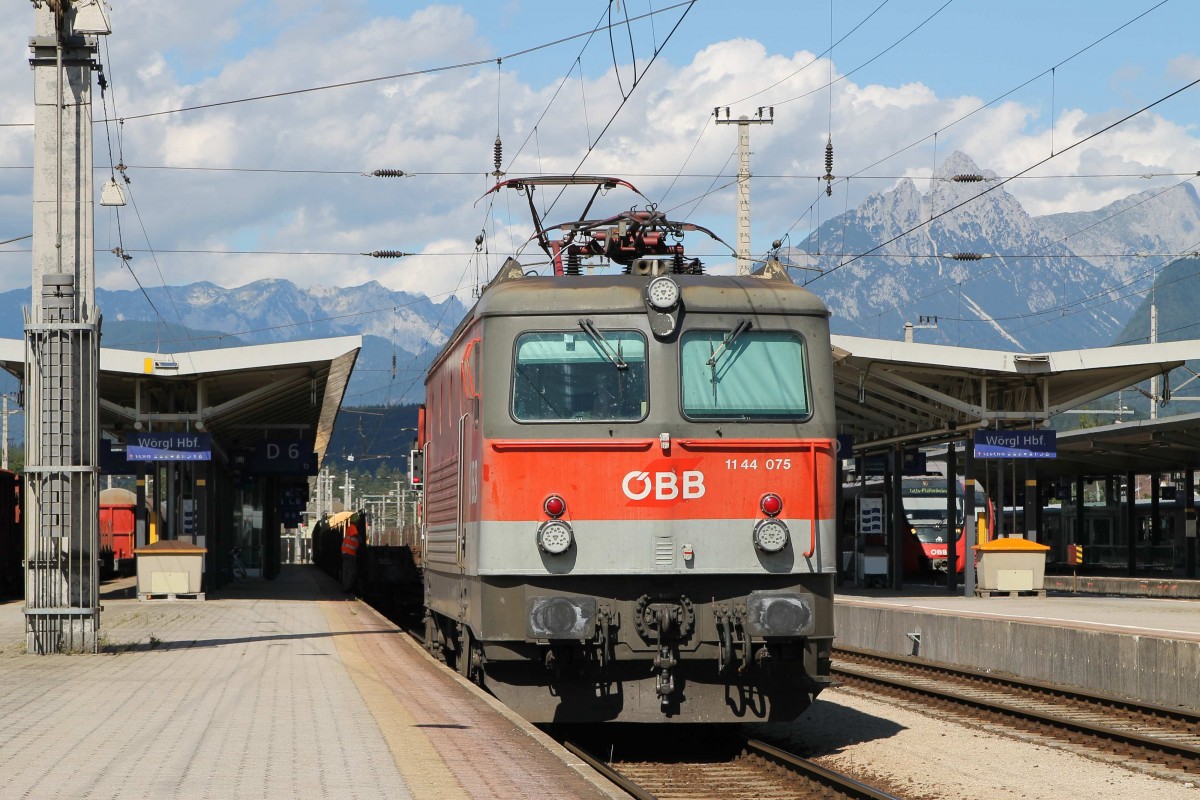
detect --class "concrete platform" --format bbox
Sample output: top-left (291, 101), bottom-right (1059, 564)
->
top-left (0, 566), bottom-right (624, 800)
top-left (1043, 573), bottom-right (1200, 599)
top-left (834, 586), bottom-right (1200, 711)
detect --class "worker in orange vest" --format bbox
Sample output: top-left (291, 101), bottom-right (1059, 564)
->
top-left (340, 512), bottom-right (363, 594)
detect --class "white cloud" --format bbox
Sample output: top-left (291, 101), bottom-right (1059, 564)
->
top-left (2, 1), bottom-right (1199, 307)
top-left (1166, 54), bottom-right (1200, 82)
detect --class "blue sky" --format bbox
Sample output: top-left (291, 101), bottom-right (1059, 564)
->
top-left (0, 0), bottom-right (1197, 303)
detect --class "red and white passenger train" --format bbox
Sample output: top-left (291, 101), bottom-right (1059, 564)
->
top-left (416, 177), bottom-right (837, 723)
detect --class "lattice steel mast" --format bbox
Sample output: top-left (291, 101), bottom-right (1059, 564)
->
top-left (25, 0), bottom-right (108, 654)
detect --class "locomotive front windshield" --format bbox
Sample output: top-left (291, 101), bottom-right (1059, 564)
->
top-left (512, 330), bottom-right (648, 422)
top-left (680, 329), bottom-right (810, 419)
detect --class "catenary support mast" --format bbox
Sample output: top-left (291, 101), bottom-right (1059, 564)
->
top-left (25, 0), bottom-right (108, 654)
top-left (715, 107), bottom-right (773, 275)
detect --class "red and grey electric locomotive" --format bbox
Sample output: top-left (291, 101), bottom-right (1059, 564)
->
top-left (416, 177), bottom-right (837, 723)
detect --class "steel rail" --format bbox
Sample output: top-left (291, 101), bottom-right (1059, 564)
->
top-left (563, 741), bottom-right (658, 800)
top-left (836, 645), bottom-right (1200, 726)
top-left (833, 649), bottom-right (1200, 768)
top-left (744, 739), bottom-right (903, 800)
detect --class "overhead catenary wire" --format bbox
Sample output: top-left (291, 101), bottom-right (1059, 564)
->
top-left (953, 244), bottom-right (1200, 349)
top-left (79, 3), bottom-right (682, 127)
top-left (5, 248), bottom-right (1196, 261)
top-left (467, 0), bottom-right (698, 294)
top-left (804, 75), bottom-right (1200, 286)
top-left (718, 0), bottom-right (892, 109)
top-left (774, 0), bottom-right (1175, 244)
top-left (764, 0), bottom-right (956, 112)
top-left (6, 163), bottom-right (1187, 182)
top-left (840, 172), bottom-right (1200, 331)
top-left (6, 2), bottom-right (1190, 361)
top-left (824, 1), bottom-right (1173, 192)
top-left (95, 37), bottom-right (179, 346)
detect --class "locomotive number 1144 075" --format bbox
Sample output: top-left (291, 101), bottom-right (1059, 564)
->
top-left (725, 458), bottom-right (791, 470)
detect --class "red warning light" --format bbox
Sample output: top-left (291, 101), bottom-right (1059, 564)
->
top-left (544, 495), bottom-right (566, 518)
top-left (760, 493), bottom-right (783, 517)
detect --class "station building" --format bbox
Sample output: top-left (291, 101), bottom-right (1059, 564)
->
top-left (831, 334), bottom-right (1200, 590)
top-left (0, 335), bottom-right (360, 590)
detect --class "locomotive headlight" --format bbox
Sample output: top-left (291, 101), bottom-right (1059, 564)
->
top-left (536, 519), bottom-right (575, 555)
top-left (646, 275), bottom-right (680, 310)
top-left (753, 518), bottom-right (791, 553)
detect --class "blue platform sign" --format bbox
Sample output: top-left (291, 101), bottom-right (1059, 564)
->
top-left (974, 429), bottom-right (1056, 459)
top-left (127, 432), bottom-right (212, 461)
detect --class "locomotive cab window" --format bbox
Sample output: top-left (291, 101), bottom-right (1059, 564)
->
top-left (680, 328), bottom-right (810, 419)
top-left (512, 330), bottom-right (648, 422)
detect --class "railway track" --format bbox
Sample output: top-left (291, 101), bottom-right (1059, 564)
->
top-left (833, 645), bottom-right (1200, 776)
top-left (564, 738), bottom-right (902, 800)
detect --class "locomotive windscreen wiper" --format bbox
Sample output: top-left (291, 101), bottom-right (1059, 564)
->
top-left (706, 318), bottom-right (752, 367)
top-left (578, 319), bottom-right (628, 369)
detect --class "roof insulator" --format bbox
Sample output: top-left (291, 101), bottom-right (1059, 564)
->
top-left (952, 174), bottom-right (983, 182)
top-left (822, 136), bottom-right (834, 197)
top-left (370, 169), bottom-right (408, 178)
top-left (950, 252), bottom-right (983, 261)
top-left (364, 250), bottom-right (410, 259)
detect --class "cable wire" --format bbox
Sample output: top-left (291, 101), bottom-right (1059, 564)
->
top-left (805, 75), bottom-right (1200, 285)
top-left (97, 2), bottom-right (695, 125)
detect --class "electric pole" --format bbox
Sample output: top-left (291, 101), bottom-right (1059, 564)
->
top-left (341, 469), bottom-right (354, 511)
top-left (715, 106), bottom-right (773, 275)
top-left (904, 315), bottom-right (939, 343)
top-left (2, 395), bottom-right (12, 470)
top-left (25, 0), bottom-right (109, 654)
top-left (1150, 284), bottom-right (1159, 420)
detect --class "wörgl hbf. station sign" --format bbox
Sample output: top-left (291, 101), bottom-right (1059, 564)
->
top-left (973, 429), bottom-right (1056, 459)
top-left (127, 432), bottom-right (212, 461)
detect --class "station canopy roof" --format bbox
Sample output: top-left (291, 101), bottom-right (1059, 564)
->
top-left (0, 336), bottom-right (361, 464)
top-left (1047, 411), bottom-right (1200, 477)
top-left (831, 335), bottom-right (1200, 455)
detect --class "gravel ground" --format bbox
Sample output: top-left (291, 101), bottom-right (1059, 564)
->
top-left (752, 685), bottom-right (1199, 799)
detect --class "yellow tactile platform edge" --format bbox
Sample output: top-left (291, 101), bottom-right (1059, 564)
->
top-left (320, 601), bottom-right (469, 800)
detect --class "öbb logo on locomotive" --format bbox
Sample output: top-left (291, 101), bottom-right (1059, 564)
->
top-left (621, 469), bottom-right (706, 501)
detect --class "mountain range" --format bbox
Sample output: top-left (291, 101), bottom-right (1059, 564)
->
top-left (0, 280), bottom-right (467, 406)
top-left (1, 150), bottom-right (1197, 413)
top-left (785, 151), bottom-right (1200, 354)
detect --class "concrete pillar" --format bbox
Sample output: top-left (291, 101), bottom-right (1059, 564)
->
top-left (1125, 471), bottom-right (1137, 575)
top-left (263, 476), bottom-right (280, 580)
top-left (25, 4), bottom-right (105, 653)
top-left (889, 447), bottom-right (904, 590)
top-left (135, 471), bottom-right (147, 549)
top-left (1150, 474), bottom-right (1161, 547)
top-left (996, 457), bottom-right (1006, 536)
top-left (1186, 469), bottom-right (1196, 579)
top-left (1074, 474), bottom-right (1086, 551)
top-left (945, 440), bottom-right (958, 592)
top-left (1024, 461), bottom-right (1038, 541)
top-left (963, 439), bottom-right (976, 597)
top-left (835, 449), bottom-right (845, 587)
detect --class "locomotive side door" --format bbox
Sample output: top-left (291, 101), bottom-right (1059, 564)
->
top-left (456, 337), bottom-right (482, 625)
top-left (456, 412), bottom-right (468, 569)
